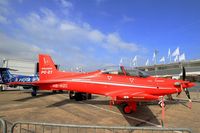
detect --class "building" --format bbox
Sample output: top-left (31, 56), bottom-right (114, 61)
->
top-left (2, 59), bottom-right (37, 76)
top-left (136, 60), bottom-right (200, 81)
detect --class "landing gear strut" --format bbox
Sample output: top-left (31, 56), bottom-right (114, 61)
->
top-left (31, 87), bottom-right (38, 97)
top-left (69, 91), bottom-right (92, 101)
top-left (69, 91), bottom-right (75, 99)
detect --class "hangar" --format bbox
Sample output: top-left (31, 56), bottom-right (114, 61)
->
top-left (2, 58), bottom-right (37, 76)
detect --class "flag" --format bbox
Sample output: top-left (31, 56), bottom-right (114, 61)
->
top-left (152, 52), bottom-right (156, 61)
top-left (152, 50), bottom-right (158, 61)
top-left (119, 58), bottom-right (123, 66)
top-left (172, 47), bottom-right (180, 57)
top-left (168, 48), bottom-right (171, 58)
top-left (145, 59), bottom-right (149, 66)
top-left (160, 56), bottom-right (165, 63)
top-left (132, 56), bottom-right (137, 66)
top-left (174, 55), bottom-right (178, 62)
top-left (179, 53), bottom-right (186, 61)
top-left (133, 56), bottom-right (137, 62)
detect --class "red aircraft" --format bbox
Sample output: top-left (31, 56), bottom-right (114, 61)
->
top-left (9, 54), bottom-right (195, 114)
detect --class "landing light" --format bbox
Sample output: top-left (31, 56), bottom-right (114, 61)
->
top-left (124, 96), bottom-right (129, 99)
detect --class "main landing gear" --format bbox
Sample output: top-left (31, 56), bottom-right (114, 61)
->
top-left (69, 91), bottom-right (92, 101)
top-left (122, 102), bottom-right (137, 114)
top-left (52, 90), bottom-right (64, 94)
top-left (31, 87), bottom-right (38, 97)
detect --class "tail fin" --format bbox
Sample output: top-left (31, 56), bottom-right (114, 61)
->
top-left (0, 68), bottom-right (13, 83)
top-left (39, 54), bottom-right (58, 80)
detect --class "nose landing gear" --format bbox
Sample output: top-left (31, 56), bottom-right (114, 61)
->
top-left (122, 102), bottom-right (137, 114)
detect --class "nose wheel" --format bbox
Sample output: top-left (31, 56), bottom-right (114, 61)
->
top-left (122, 102), bottom-right (136, 114)
top-left (158, 100), bottom-right (166, 108)
top-left (123, 104), bottom-right (132, 114)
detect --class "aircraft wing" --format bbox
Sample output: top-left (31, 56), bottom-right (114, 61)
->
top-left (105, 90), bottom-right (160, 101)
top-left (7, 81), bottom-right (37, 87)
top-left (7, 80), bottom-right (63, 86)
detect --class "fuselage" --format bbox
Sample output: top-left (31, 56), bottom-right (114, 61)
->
top-left (38, 70), bottom-right (194, 101)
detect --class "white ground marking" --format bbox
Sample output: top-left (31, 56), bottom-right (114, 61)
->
top-left (79, 101), bottom-right (162, 127)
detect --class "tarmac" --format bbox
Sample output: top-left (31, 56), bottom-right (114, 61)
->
top-left (0, 89), bottom-right (200, 133)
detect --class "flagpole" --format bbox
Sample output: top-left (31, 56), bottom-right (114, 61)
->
top-left (154, 49), bottom-right (158, 65)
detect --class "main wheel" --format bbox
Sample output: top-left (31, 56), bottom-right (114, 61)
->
top-left (87, 93), bottom-right (92, 99)
top-left (59, 90), bottom-right (64, 93)
top-left (75, 92), bottom-right (83, 101)
top-left (0, 86), bottom-right (3, 91)
top-left (31, 87), bottom-right (37, 97)
top-left (69, 91), bottom-right (75, 99)
top-left (122, 104), bottom-right (132, 114)
top-left (52, 90), bottom-right (57, 94)
top-left (31, 91), bottom-right (37, 96)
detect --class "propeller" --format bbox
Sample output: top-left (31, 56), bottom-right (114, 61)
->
top-left (176, 67), bottom-right (185, 96)
top-left (182, 66), bottom-right (192, 108)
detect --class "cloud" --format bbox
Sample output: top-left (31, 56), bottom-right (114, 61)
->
top-left (17, 8), bottom-right (140, 53)
top-left (0, 32), bottom-right (41, 60)
top-left (0, 3), bottom-right (144, 69)
top-left (59, 0), bottom-right (73, 8)
top-left (0, 0), bottom-right (10, 24)
top-left (55, 0), bottom-right (73, 15)
top-left (104, 33), bottom-right (138, 52)
top-left (122, 15), bottom-right (135, 23)
top-left (0, 15), bottom-right (8, 24)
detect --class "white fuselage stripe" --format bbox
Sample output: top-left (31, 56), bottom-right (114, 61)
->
top-left (56, 79), bottom-right (158, 89)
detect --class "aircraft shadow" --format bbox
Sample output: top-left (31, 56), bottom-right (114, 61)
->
top-left (46, 99), bottom-right (109, 108)
top-left (14, 91), bottom-right (55, 102)
top-left (145, 99), bottom-right (193, 109)
top-left (116, 104), bottom-right (161, 127)
top-left (47, 98), bottom-right (161, 126)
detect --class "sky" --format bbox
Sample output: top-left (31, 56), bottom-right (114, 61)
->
top-left (0, 0), bottom-right (200, 70)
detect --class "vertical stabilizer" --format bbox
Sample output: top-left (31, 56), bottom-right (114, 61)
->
top-left (39, 54), bottom-right (58, 80)
top-left (0, 68), bottom-right (13, 83)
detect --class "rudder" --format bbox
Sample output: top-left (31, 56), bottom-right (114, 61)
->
top-left (39, 54), bottom-right (58, 80)
top-left (0, 68), bottom-right (13, 83)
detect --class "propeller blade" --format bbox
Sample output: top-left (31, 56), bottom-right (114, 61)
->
top-left (184, 88), bottom-right (192, 109)
top-left (181, 67), bottom-right (192, 108)
top-left (176, 92), bottom-right (181, 97)
top-left (182, 66), bottom-right (186, 81)
top-left (184, 88), bottom-right (191, 99)
top-left (177, 66), bottom-right (186, 97)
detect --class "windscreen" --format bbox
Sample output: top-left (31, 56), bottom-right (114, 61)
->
top-left (101, 66), bottom-right (149, 78)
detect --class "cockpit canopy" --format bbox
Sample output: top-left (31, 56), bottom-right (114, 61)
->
top-left (101, 66), bottom-right (149, 78)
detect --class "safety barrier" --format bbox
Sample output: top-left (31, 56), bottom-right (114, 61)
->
top-left (0, 119), bottom-right (7, 133)
top-left (0, 118), bottom-right (193, 133)
top-left (10, 121), bottom-right (192, 133)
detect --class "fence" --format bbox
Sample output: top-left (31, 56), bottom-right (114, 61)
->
top-left (10, 121), bottom-right (192, 133)
top-left (0, 119), bottom-right (7, 133)
top-left (0, 118), bottom-right (192, 133)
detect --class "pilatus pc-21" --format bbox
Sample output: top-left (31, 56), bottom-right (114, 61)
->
top-left (9, 54), bottom-right (195, 114)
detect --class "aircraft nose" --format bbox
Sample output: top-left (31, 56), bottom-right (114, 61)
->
top-left (181, 81), bottom-right (196, 88)
top-left (186, 82), bottom-right (196, 88)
